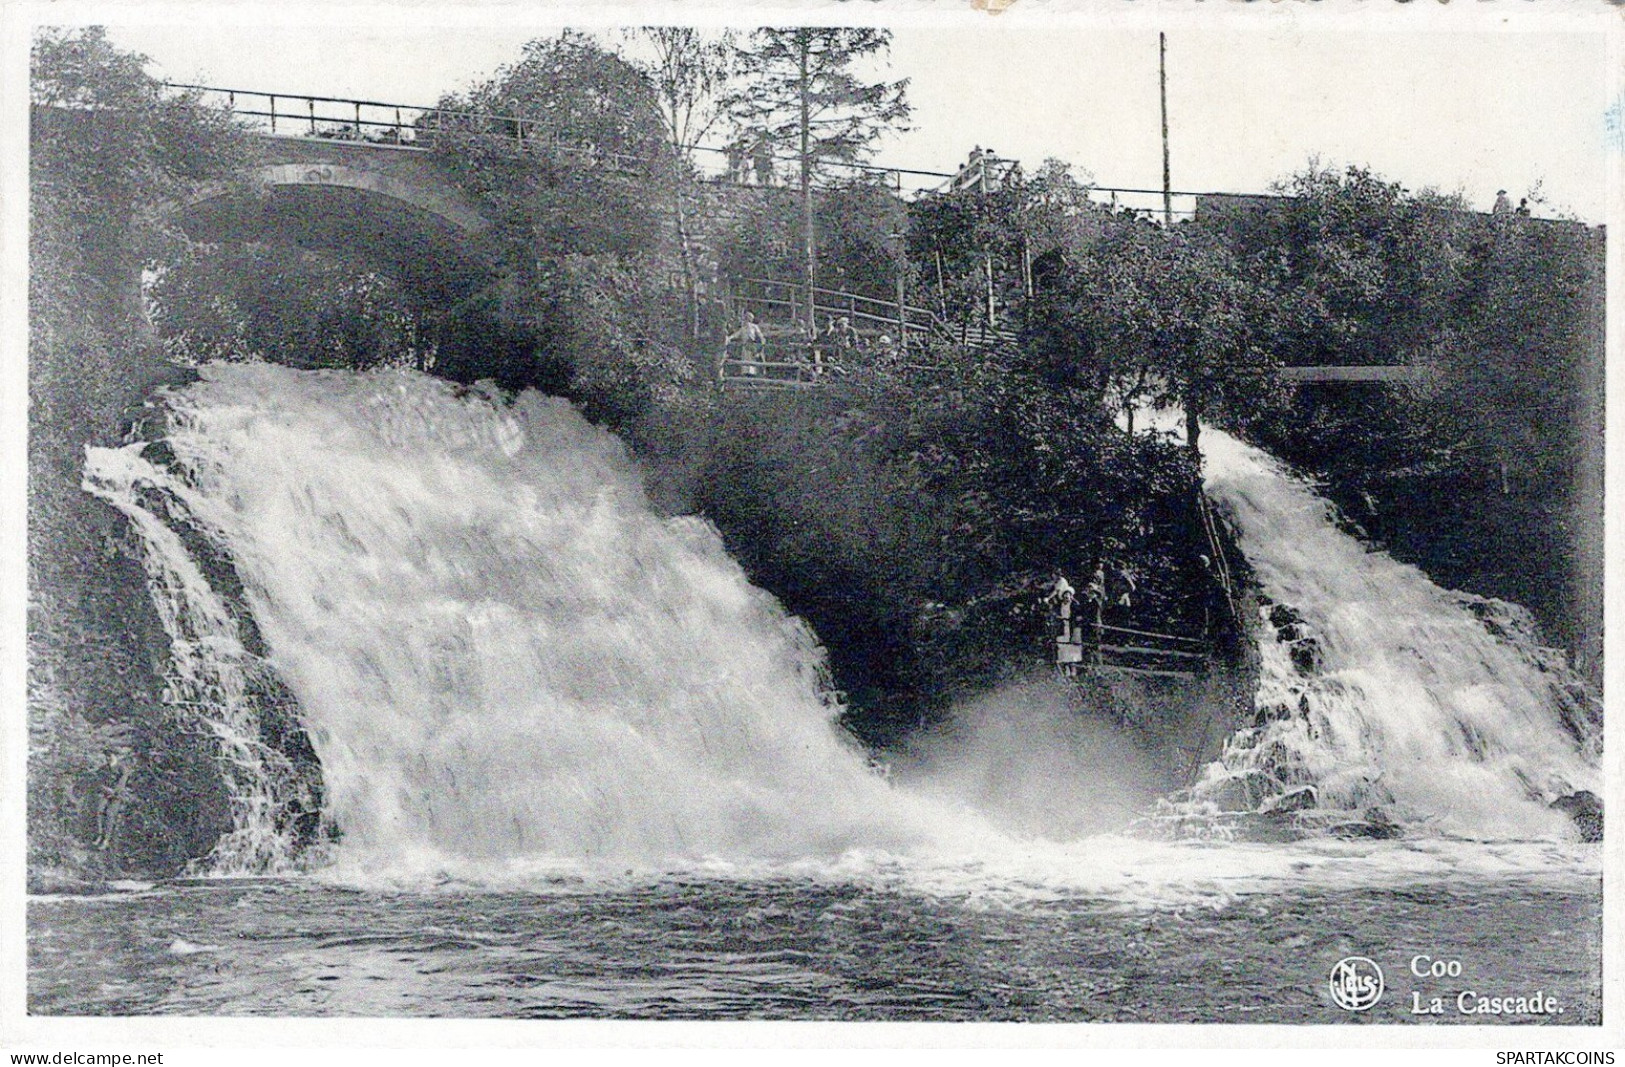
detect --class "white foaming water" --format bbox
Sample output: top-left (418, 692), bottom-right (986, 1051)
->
top-left (82, 365), bottom-right (1598, 900)
top-left (1191, 425), bottom-right (1600, 839)
top-left (893, 676), bottom-right (1164, 841)
top-left (83, 440), bottom-right (314, 874)
top-left (85, 363), bottom-right (979, 874)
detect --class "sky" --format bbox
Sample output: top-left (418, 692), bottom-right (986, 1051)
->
top-left (70, 11), bottom-right (1621, 222)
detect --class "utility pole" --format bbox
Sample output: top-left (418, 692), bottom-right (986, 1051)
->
top-left (798, 33), bottom-right (817, 330)
top-left (890, 223), bottom-right (907, 354)
top-left (981, 153), bottom-right (995, 328)
top-left (1160, 32), bottom-right (1173, 229)
top-left (894, 171), bottom-right (907, 352)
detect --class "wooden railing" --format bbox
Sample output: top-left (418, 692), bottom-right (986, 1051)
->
top-left (718, 353), bottom-right (830, 389)
top-left (1084, 622), bottom-right (1210, 679)
top-left (718, 338), bottom-right (888, 388)
top-left (728, 277), bottom-right (944, 344)
top-left (718, 277), bottom-right (1024, 392)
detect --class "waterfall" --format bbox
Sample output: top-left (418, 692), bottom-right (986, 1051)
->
top-left (83, 365), bottom-right (1598, 876)
top-left (84, 363), bottom-right (948, 873)
top-left (1189, 426), bottom-right (1600, 839)
top-left (83, 441), bottom-right (318, 873)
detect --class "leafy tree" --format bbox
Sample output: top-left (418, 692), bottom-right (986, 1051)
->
top-left (32, 28), bottom-right (248, 322)
top-left (426, 31), bottom-right (670, 270)
top-left (1206, 164), bottom-right (1469, 369)
top-left (628, 27), bottom-right (736, 159)
top-left (623, 28), bottom-right (737, 340)
top-left (908, 157), bottom-right (1107, 337)
top-left (30, 27), bottom-right (254, 879)
top-left (1027, 217), bottom-right (1285, 461)
top-left (724, 29), bottom-right (910, 319)
top-left (423, 33), bottom-right (696, 420)
top-left (148, 244), bottom-right (440, 370)
top-left (718, 176), bottom-right (908, 307)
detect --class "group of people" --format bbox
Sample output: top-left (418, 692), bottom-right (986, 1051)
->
top-left (723, 136), bottom-right (778, 186)
top-left (1492, 189), bottom-right (1533, 217)
top-left (949, 145), bottom-right (1003, 193)
top-left (1041, 566), bottom-right (1138, 677)
top-left (722, 310), bottom-right (903, 382)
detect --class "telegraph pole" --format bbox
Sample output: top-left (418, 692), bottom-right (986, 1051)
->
top-left (1160, 32), bottom-right (1173, 229)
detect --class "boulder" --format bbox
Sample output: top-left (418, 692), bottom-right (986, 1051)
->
top-left (1262, 785), bottom-right (1318, 815)
top-left (1551, 790), bottom-right (1603, 843)
top-left (1329, 808), bottom-right (1403, 840)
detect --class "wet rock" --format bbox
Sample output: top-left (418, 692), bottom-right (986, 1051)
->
top-left (1551, 790), bottom-right (1603, 843)
top-left (1263, 603), bottom-right (1322, 674)
top-left (1329, 808), bottom-right (1404, 840)
top-left (1268, 603), bottom-right (1302, 635)
top-left (1288, 638), bottom-right (1322, 675)
top-left (1261, 785), bottom-right (1317, 815)
top-left (1253, 701), bottom-right (1293, 727)
top-left (1203, 771), bottom-right (1272, 813)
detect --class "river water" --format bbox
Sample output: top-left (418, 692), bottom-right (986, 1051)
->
top-left (28, 856), bottom-right (1601, 1021)
top-left (35, 364), bottom-right (1602, 1024)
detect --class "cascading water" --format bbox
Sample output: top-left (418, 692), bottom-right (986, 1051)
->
top-left (84, 363), bottom-right (960, 875)
top-left (1187, 426), bottom-right (1600, 839)
top-left (83, 445), bottom-right (318, 874)
top-left (83, 364), bottom-right (1600, 885)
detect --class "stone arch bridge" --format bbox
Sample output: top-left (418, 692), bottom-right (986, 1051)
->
top-left (170, 90), bottom-right (1430, 385)
top-left (178, 134), bottom-right (493, 301)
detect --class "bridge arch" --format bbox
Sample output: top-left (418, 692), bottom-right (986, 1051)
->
top-left (172, 138), bottom-right (493, 301)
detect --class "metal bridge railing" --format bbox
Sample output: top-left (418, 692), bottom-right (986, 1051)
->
top-left (165, 82), bottom-right (649, 173)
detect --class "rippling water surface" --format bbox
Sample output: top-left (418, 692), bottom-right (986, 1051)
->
top-left (30, 862), bottom-right (1600, 1023)
top-left (52, 368), bottom-right (1602, 1026)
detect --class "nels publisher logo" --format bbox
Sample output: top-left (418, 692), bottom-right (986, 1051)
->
top-left (1329, 956), bottom-right (1385, 1011)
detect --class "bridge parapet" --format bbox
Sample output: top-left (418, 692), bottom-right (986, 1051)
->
top-left (172, 83), bottom-right (650, 174)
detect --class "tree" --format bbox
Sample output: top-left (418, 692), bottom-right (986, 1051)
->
top-left (148, 244), bottom-right (439, 371)
top-left (1027, 219), bottom-right (1284, 463)
top-left (724, 29), bottom-right (910, 320)
top-left (32, 28), bottom-right (248, 319)
top-left (623, 28), bottom-right (736, 340)
top-left (423, 33), bottom-right (693, 413)
top-left (910, 157), bottom-right (1107, 337)
top-left (1206, 163), bottom-right (1469, 370)
top-left (427, 31), bottom-right (670, 270)
top-left (628, 27), bottom-right (735, 158)
top-left (30, 28), bottom-right (257, 879)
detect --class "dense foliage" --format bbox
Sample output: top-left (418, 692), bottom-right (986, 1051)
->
top-left (716, 177), bottom-right (909, 302)
top-left (1203, 167), bottom-right (1604, 681)
top-left (418, 32), bottom-right (702, 422)
top-left (1026, 216), bottom-right (1287, 457)
top-left (695, 354), bottom-right (1222, 745)
top-left (723, 29), bottom-right (910, 306)
top-left (150, 245), bottom-right (440, 370)
top-left (30, 28), bottom-right (252, 882)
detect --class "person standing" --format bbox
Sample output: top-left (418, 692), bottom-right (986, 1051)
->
top-left (724, 310), bottom-right (766, 376)
top-left (1044, 576), bottom-right (1084, 677)
top-left (835, 316), bottom-right (859, 358)
top-left (1493, 189), bottom-right (1513, 214)
top-left (95, 751), bottom-right (132, 853)
top-left (751, 138), bottom-right (775, 186)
